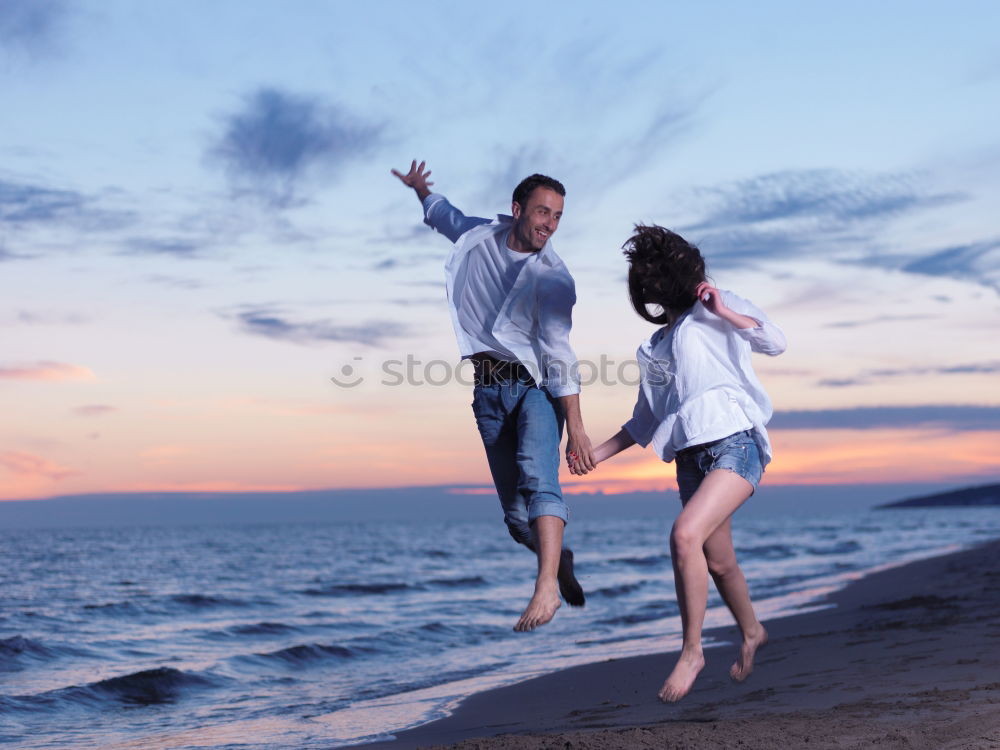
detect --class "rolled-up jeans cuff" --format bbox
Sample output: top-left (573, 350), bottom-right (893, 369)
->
top-left (528, 500), bottom-right (568, 525)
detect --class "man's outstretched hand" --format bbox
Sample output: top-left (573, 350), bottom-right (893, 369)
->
top-left (391, 160), bottom-right (434, 202)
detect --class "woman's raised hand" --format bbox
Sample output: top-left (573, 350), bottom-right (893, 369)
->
top-left (695, 281), bottom-right (727, 316)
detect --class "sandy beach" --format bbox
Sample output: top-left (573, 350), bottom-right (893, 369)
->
top-left (366, 539), bottom-right (1000, 750)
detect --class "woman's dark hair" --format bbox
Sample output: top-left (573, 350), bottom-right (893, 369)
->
top-left (512, 174), bottom-right (565, 208)
top-left (623, 224), bottom-right (706, 325)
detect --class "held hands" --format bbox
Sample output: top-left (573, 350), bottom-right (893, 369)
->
top-left (391, 159), bottom-right (434, 201)
top-left (566, 432), bottom-right (596, 476)
top-left (571, 429), bottom-right (636, 474)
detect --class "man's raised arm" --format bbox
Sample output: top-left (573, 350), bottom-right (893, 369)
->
top-left (391, 159), bottom-right (489, 243)
top-left (391, 159), bottom-right (434, 203)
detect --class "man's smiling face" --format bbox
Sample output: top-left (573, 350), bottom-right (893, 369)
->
top-left (510, 187), bottom-right (564, 252)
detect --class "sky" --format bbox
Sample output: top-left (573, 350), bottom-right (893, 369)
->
top-left (2, 0), bottom-right (999, 502)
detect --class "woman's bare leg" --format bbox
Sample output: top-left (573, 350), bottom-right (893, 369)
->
top-left (659, 469), bottom-right (754, 702)
top-left (703, 518), bottom-right (768, 681)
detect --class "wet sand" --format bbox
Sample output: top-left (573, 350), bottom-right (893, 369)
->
top-left (364, 539), bottom-right (1000, 750)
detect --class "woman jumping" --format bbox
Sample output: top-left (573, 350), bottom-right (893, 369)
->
top-left (573, 225), bottom-right (786, 702)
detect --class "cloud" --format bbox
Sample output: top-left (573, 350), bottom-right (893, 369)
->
top-left (899, 238), bottom-right (1000, 292)
top-left (0, 0), bottom-right (67, 59)
top-left (478, 95), bottom-right (703, 206)
top-left (0, 178), bottom-right (84, 223)
top-left (844, 236), bottom-right (1000, 295)
top-left (367, 224), bottom-right (435, 246)
top-left (208, 87), bottom-right (384, 207)
top-left (73, 404), bottom-right (115, 417)
top-left (686, 169), bottom-right (962, 231)
top-left (0, 450), bottom-right (79, 480)
top-left (770, 405), bottom-right (1000, 431)
top-left (142, 274), bottom-right (205, 290)
top-left (227, 306), bottom-right (409, 347)
top-left (676, 169), bottom-right (966, 268)
top-left (607, 98), bottom-right (702, 183)
top-left (0, 360), bottom-right (94, 381)
top-left (479, 144), bottom-right (556, 206)
top-left (367, 252), bottom-right (442, 271)
top-left (0, 177), bottom-right (135, 232)
top-left (817, 360), bottom-right (1000, 388)
top-left (691, 227), bottom-right (805, 267)
top-left (124, 237), bottom-right (203, 258)
top-left (0, 245), bottom-right (25, 261)
top-left (389, 297), bottom-right (443, 308)
top-left (461, 32), bottom-right (708, 205)
top-left (824, 314), bottom-right (938, 329)
top-left (15, 310), bottom-right (90, 325)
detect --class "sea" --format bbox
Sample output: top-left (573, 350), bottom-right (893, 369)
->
top-left (2, 505), bottom-right (1000, 749)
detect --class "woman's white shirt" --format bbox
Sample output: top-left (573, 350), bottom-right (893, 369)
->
top-left (622, 290), bottom-right (786, 467)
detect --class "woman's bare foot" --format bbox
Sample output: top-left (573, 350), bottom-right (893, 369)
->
top-left (514, 579), bottom-right (560, 632)
top-left (658, 647), bottom-right (705, 702)
top-left (730, 625), bottom-right (768, 682)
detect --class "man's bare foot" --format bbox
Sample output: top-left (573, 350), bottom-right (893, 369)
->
top-left (557, 549), bottom-right (586, 607)
top-left (514, 579), bottom-right (560, 632)
top-left (658, 647), bottom-right (705, 702)
top-left (730, 625), bottom-right (768, 682)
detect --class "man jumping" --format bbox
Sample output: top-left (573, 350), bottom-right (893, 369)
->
top-left (392, 160), bottom-right (594, 631)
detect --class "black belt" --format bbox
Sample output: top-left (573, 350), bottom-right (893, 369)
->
top-left (470, 354), bottom-right (535, 386)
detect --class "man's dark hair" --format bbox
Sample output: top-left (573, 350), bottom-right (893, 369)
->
top-left (512, 174), bottom-right (565, 208)
top-left (623, 224), bottom-right (706, 325)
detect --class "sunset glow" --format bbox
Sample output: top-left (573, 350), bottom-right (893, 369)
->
top-left (2, 3), bottom-right (998, 502)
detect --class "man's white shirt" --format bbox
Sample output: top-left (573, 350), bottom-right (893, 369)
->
top-left (423, 193), bottom-right (581, 397)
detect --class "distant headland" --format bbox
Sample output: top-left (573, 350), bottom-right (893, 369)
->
top-left (878, 483), bottom-right (1000, 509)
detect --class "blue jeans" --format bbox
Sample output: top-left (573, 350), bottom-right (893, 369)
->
top-left (675, 430), bottom-right (763, 503)
top-left (471, 382), bottom-right (567, 549)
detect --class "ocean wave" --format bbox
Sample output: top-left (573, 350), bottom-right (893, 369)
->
top-left (82, 600), bottom-right (148, 616)
top-left (169, 593), bottom-right (259, 608)
top-left (301, 582), bottom-right (415, 596)
top-left (405, 661), bottom-right (512, 693)
top-left (82, 593), bottom-right (268, 618)
top-left (4, 667), bottom-right (220, 711)
top-left (427, 575), bottom-right (487, 588)
top-left (610, 554), bottom-right (669, 567)
top-left (591, 582), bottom-right (646, 598)
top-left (0, 635), bottom-right (93, 671)
top-left (85, 667), bottom-right (218, 705)
top-left (344, 620), bottom-right (502, 656)
top-left (197, 621), bottom-right (302, 641)
top-left (756, 572), bottom-right (816, 591)
top-left (240, 642), bottom-right (356, 666)
top-left (413, 621), bottom-right (495, 642)
top-left (596, 602), bottom-right (678, 626)
top-left (737, 544), bottom-right (797, 560)
top-left (805, 540), bottom-right (862, 556)
top-left (1, 635), bottom-right (55, 661)
top-left (229, 621), bottom-right (300, 636)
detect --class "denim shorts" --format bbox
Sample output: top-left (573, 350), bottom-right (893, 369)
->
top-left (675, 430), bottom-right (763, 503)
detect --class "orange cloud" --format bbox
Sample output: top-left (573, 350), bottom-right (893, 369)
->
top-left (766, 428), bottom-right (1000, 485)
top-left (556, 428), bottom-right (1000, 493)
top-left (116, 480), bottom-right (305, 493)
top-left (0, 361), bottom-right (95, 381)
top-left (0, 451), bottom-right (80, 480)
top-left (73, 404), bottom-right (116, 416)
